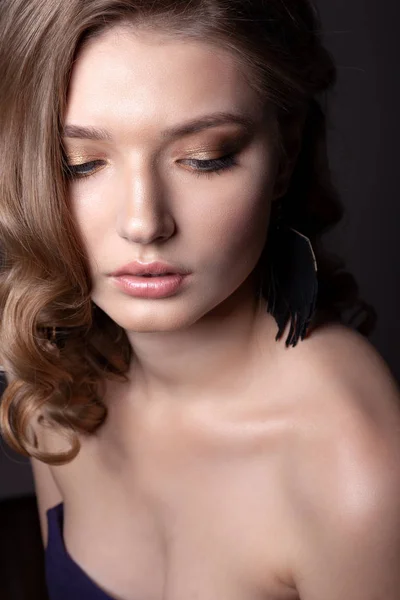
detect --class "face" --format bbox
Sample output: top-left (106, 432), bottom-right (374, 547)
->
top-left (64, 25), bottom-right (280, 334)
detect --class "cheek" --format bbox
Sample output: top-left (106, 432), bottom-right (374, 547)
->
top-left (68, 185), bottom-right (115, 277)
top-left (185, 184), bottom-right (273, 268)
top-left (183, 141), bottom-right (276, 265)
top-left (69, 183), bottom-right (112, 238)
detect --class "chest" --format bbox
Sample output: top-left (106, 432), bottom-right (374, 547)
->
top-left (49, 404), bottom-right (301, 600)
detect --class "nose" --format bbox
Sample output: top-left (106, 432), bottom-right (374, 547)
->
top-left (116, 164), bottom-right (175, 245)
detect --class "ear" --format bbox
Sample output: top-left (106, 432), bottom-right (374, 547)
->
top-left (272, 110), bottom-right (307, 201)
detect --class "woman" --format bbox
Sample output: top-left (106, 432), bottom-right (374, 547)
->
top-left (1, 1), bottom-right (399, 599)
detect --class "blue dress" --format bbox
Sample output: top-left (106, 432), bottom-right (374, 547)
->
top-left (45, 503), bottom-right (115, 600)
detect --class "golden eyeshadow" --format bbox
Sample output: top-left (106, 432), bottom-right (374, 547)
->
top-left (181, 131), bottom-right (253, 158)
top-left (65, 152), bottom-right (100, 165)
top-left (64, 129), bottom-right (253, 163)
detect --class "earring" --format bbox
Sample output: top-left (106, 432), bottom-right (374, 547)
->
top-left (258, 201), bottom-right (318, 348)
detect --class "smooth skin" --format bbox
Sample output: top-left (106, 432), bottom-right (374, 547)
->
top-left (30, 24), bottom-right (400, 600)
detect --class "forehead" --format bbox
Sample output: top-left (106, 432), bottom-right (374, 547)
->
top-left (65, 26), bottom-right (263, 134)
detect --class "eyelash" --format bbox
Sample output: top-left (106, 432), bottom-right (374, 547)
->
top-left (65, 152), bottom-right (239, 180)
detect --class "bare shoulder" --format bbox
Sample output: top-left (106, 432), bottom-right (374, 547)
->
top-left (281, 321), bottom-right (400, 426)
top-left (284, 322), bottom-right (400, 480)
top-left (277, 323), bottom-right (400, 594)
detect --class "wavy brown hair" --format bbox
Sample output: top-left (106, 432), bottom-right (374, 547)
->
top-left (0, 0), bottom-right (377, 465)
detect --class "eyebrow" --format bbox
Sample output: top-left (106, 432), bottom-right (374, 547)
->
top-left (62, 111), bottom-right (257, 142)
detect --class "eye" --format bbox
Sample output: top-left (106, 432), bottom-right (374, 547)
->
top-left (183, 152), bottom-right (239, 179)
top-left (65, 160), bottom-right (105, 179)
top-left (65, 152), bottom-right (239, 181)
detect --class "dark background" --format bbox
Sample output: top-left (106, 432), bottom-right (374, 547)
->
top-left (1, 0), bottom-right (399, 500)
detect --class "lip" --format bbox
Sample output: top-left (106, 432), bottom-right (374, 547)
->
top-left (111, 273), bottom-right (188, 298)
top-left (110, 261), bottom-right (187, 277)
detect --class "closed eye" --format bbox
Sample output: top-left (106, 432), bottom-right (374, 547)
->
top-left (65, 152), bottom-right (239, 180)
top-left (182, 153), bottom-right (239, 178)
top-left (65, 160), bottom-right (105, 179)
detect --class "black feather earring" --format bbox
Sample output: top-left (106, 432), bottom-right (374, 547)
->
top-left (257, 201), bottom-right (319, 348)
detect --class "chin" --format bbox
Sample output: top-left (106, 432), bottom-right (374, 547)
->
top-left (101, 307), bottom-right (206, 334)
top-left (92, 287), bottom-right (239, 333)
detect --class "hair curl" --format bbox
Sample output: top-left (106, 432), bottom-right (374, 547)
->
top-left (0, 0), bottom-right (377, 465)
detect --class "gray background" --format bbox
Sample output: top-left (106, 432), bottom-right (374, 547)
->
top-left (1, 0), bottom-right (399, 500)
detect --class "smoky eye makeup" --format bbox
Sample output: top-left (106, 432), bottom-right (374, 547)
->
top-left (62, 148), bottom-right (107, 179)
top-left (62, 126), bottom-right (257, 180)
top-left (65, 159), bottom-right (105, 178)
top-left (177, 127), bottom-right (256, 164)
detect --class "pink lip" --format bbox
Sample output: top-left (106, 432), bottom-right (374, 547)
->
top-left (110, 261), bottom-right (187, 277)
top-left (112, 273), bottom-right (188, 298)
